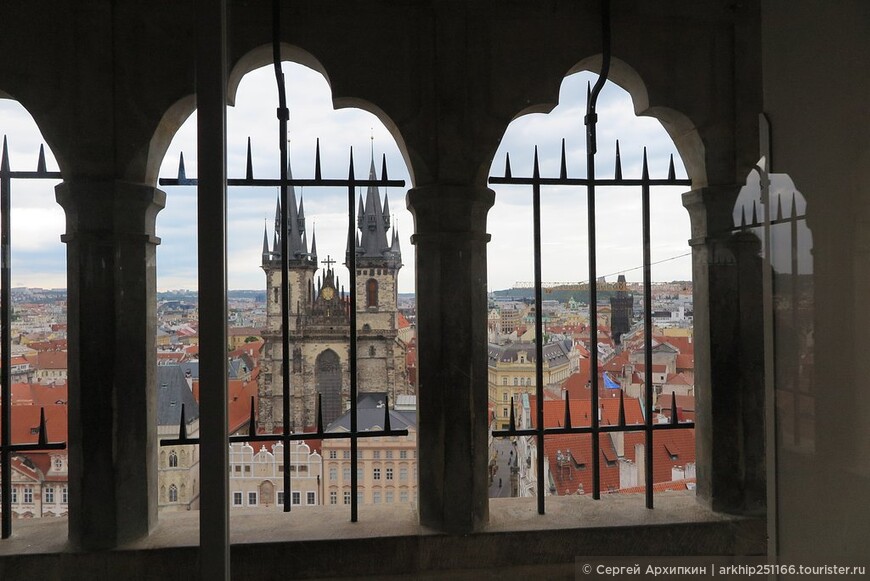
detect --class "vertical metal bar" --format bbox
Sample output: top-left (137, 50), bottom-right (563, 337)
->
top-left (531, 149), bottom-right (545, 514)
top-left (585, 0), bottom-right (611, 501)
top-left (196, 0), bottom-right (229, 577)
top-left (641, 149), bottom-right (654, 509)
top-left (271, 0), bottom-right (293, 514)
top-left (347, 150), bottom-right (359, 522)
top-left (1, 137), bottom-right (11, 539)
top-left (790, 194), bottom-right (800, 446)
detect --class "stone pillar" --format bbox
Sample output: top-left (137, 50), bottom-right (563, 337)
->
top-left (56, 180), bottom-right (165, 550)
top-left (684, 186), bottom-right (766, 515)
top-left (407, 184), bottom-right (494, 534)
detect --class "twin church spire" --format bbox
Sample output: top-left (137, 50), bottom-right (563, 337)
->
top-left (262, 151), bottom-right (401, 270)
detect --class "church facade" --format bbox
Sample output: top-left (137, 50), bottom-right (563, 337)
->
top-left (257, 157), bottom-right (410, 432)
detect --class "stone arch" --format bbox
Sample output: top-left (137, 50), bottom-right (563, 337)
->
top-left (366, 278), bottom-right (378, 308)
top-left (259, 480), bottom-right (275, 505)
top-left (316, 349), bottom-right (342, 425)
top-left (226, 43), bottom-right (415, 184)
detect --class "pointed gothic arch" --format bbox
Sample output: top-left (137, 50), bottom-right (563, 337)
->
top-left (316, 349), bottom-right (342, 426)
top-left (366, 278), bottom-right (379, 308)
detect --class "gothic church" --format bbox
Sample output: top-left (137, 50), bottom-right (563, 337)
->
top-left (257, 156), bottom-right (409, 432)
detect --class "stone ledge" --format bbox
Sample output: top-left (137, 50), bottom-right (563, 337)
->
top-left (0, 492), bottom-right (765, 580)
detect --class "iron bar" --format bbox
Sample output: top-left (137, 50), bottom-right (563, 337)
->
top-left (641, 149), bottom-right (654, 509)
top-left (347, 150), bottom-right (359, 523)
top-left (195, 0), bottom-right (229, 576)
top-left (532, 148), bottom-right (545, 514)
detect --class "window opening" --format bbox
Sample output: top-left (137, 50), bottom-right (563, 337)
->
top-left (488, 0), bottom-right (694, 513)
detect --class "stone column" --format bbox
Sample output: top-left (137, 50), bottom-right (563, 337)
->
top-left (407, 184), bottom-right (494, 534)
top-left (56, 180), bottom-right (165, 550)
top-left (684, 186), bottom-right (766, 515)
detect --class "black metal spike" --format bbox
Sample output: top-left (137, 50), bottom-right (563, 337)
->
top-left (316, 393), bottom-right (324, 435)
top-left (1, 136), bottom-right (9, 173)
top-left (37, 144), bottom-right (47, 174)
top-left (178, 403), bottom-right (188, 441)
top-left (246, 137), bottom-right (254, 180)
top-left (740, 205), bottom-right (747, 229)
top-left (509, 396), bottom-right (516, 431)
top-left (381, 153), bottom-right (389, 182)
top-left (177, 152), bottom-right (186, 180)
top-left (314, 138), bottom-right (322, 181)
top-left (533, 146), bottom-right (540, 180)
top-left (383, 395), bottom-right (392, 432)
top-left (348, 147), bottom-right (355, 180)
top-left (614, 140), bottom-right (622, 180)
top-left (504, 152), bottom-right (512, 179)
top-left (560, 138), bottom-right (568, 180)
top-left (776, 194), bottom-right (783, 222)
top-left (38, 408), bottom-right (48, 446)
top-left (563, 393), bottom-right (572, 429)
top-left (670, 391), bottom-right (679, 425)
top-left (790, 193), bottom-right (798, 220)
top-left (618, 389), bottom-right (626, 427)
top-left (641, 147), bottom-right (649, 180)
top-left (248, 396), bottom-right (257, 438)
top-left (667, 154), bottom-right (676, 181)
top-left (751, 199), bottom-right (759, 227)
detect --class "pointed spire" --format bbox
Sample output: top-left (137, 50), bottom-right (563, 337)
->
top-left (1, 136), bottom-right (9, 173)
top-left (37, 144), bottom-right (47, 174)
top-left (614, 140), bottom-right (622, 180)
top-left (357, 195), bottom-right (365, 228)
top-left (262, 221), bottom-right (270, 261)
top-left (359, 148), bottom-right (390, 257)
top-left (246, 137), bottom-right (254, 180)
top-left (390, 227), bottom-right (402, 256)
top-left (667, 154), bottom-right (676, 181)
top-left (310, 226), bottom-right (318, 260)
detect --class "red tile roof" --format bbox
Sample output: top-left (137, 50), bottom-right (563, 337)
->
top-left (36, 351), bottom-right (67, 370)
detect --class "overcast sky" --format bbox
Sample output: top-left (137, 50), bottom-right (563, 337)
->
top-left (0, 62), bottom-right (693, 294)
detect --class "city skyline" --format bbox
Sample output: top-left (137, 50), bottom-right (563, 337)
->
top-left (1, 62), bottom-right (693, 293)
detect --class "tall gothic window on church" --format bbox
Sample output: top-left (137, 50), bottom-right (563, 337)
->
top-left (366, 278), bottom-right (378, 308)
top-left (317, 350), bottom-right (342, 425)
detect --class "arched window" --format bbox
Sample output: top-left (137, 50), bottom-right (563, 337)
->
top-left (180, 449), bottom-right (187, 466)
top-left (366, 278), bottom-right (378, 308)
top-left (316, 350), bottom-right (342, 425)
top-left (169, 450), bottom-right (178, 468)
top-left (169, 484), bottom-right (178, 503)
top-left (369, 346), bottom-right (376, 357)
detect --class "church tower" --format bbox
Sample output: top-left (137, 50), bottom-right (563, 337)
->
top-left (610, 274), bottom-right (633, 345)
top-left (258, 152), bottom-right (410, 433)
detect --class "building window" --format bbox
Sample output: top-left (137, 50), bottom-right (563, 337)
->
top-left (23, 487), bottom-right (33, 504)
top-left (373, 491), bottom-right (381, 505)
top-left (233, 492), bottom-right (243, 506)
top-left (357, 492), bottom-right (364, 506)
top-left (399, 467), bottom-right (408, 481)
top-left (343, 467), bottom-right (351, 481)
top-left (11, 488), bottom-right (16, 504)
top-left (373, 468), bottom-right (381, 480)
top-left (329, 467), bottom-right (337, 481)
top-left (169, 485), bottom-right (178, 503)
top-left (385, 450), bottom-right (393, 459)
top-left (386, 468), bottom-right (394, 480)
top-left (61, 487), bottom-right (68, 504)
top-left (329, 450), bottom-right (337, 459)
top-left (400, 491), bottom-right (409, 503)
top-left (357, 468), bottom-right (364, 481)
top-left (45, 487), bottom-right (54, 504)
top-left (291, 491), bottom-right (300, 505)
top-left (366, 278), bottom-right (378, 308)
top-left (502, 377), bottom-right (507, 385)
top-left (53, 457), bottom-right (62, 470)
top-left (369, 345), bottom-right (376, 357)
top-left (330, 491), bottom-right (337, 505)
top-left (343, 491), bottom-right (351, 505)
top-left (503, 393), bottom-right (508, 402)
top-left (248, 492), bottom-right (258, 506)
top-left (373, 450), bottom-right (381, 459)
top-left (307, 492), bottom-right (316, 505)
top-left (513, 377), bottom-right (518, 386)
top-left (169, 450), bottom-right (178, 468)
top-left (343, 450), bottom-right (351, 459)
top-left (399, 450), bottom-right (407, 459)
top-left (277, 492), bottom-right (285, 505)
top-left (386, 491), bottom-right (394, 504)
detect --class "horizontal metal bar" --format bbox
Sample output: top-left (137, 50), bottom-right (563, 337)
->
top-left (159, 177), bottom-right (405, 188)
top-left (488, 177), bottom-right (691, 187)
top-left (1, 442), bottom-right (67, 452)
top-left (0, 171), bottom-right (63, 180)
top-left (491, 421), bottom-right (694, 438)
top-left (160, 427), bottom-right (410, 447)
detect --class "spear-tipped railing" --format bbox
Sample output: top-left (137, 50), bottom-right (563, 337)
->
top-left (0, 136), bottom-right (66, 539)
top-left (488, 0), bottom-right (694, 513)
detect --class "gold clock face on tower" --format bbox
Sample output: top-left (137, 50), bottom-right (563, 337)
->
top-left (321, 287), bottom-right (335, 301)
